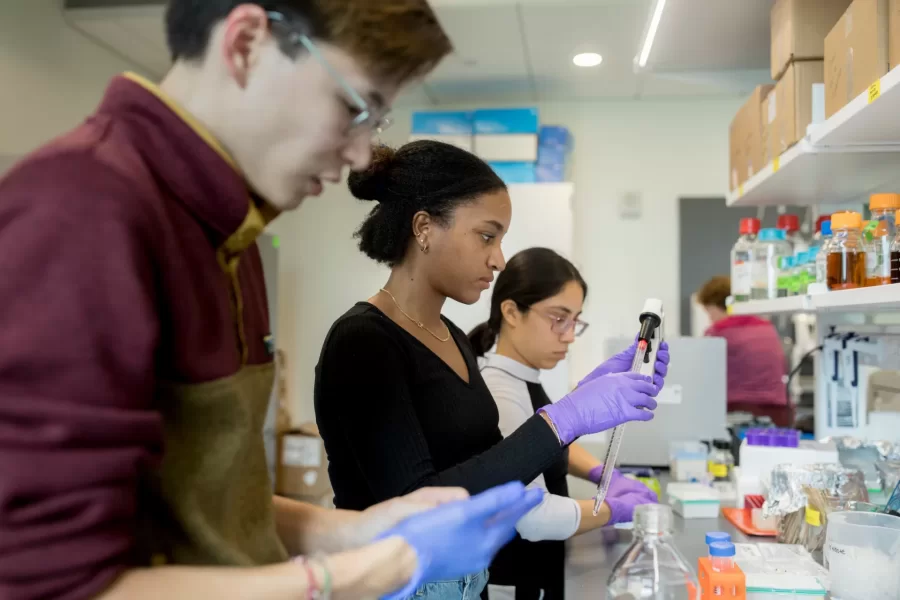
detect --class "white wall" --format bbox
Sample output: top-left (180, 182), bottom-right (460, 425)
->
top-left (269, 98), bottom-right (743, 423)
top-left (0, 0), bottom-right (137, 156)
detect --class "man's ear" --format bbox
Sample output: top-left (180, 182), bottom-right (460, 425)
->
top-left (221, 4), bottom-right (270, 87)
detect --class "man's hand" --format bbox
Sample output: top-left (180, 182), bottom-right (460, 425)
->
top-left (336, 488), bottom-right (470, 549)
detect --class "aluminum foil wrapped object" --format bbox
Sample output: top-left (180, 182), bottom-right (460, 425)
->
top-left (823, 436), bottom-right (900, 460)
top-left (763, 463), bottom-right (869, 518)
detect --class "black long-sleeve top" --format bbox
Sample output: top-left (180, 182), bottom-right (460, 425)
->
top-left (314, 303), bottom-right (564, 510)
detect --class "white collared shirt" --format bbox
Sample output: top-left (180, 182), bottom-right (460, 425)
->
top-left (479, 352), bottom-right (581, 541)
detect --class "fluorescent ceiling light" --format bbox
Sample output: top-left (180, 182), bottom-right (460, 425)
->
top-left (638, 0), bottom-right (667, 68)
top-left (573, 52), bottom-right (603, 67)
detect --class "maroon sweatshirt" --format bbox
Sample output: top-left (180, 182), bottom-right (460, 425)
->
top-left (705, 315), bottom-right (788, 407)
top-left (0, 73), bottom-right (286, 600)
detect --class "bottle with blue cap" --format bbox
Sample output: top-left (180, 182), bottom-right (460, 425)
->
top-left (705, 531), bottom-right (731, 546)
top-left (709, 541), bottom-right (737, 596)
top-left (751, 228), bottom-right (791, 300)
top-left (816, 220), bottom-right (832, 285)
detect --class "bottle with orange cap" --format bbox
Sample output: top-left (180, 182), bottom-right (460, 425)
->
top-left (827, 211), bottom-right (867, 291)
top-left (867, 194), bottom-right (900, 286)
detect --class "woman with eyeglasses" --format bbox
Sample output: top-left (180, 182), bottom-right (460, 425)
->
top-left (469, 247), bottom-right (662, 600)
top-left (314, 140), bottom-right (669, 600)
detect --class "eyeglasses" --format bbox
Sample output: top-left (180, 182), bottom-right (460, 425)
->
top-left (266, 10), bottom-right (394, 135)
top-left (535, 309), bottom-right (589, 337)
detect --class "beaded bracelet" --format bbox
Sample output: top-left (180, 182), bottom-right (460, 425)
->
top-left (294, 556), bottom-right (333, 600)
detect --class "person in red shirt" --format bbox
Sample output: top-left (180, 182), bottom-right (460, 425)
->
top-left (0, 2), bottom-right (542, 599)
top-left (697, 276), bottom-right (793, 427)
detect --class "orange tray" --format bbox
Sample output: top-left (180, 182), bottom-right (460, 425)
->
top-left (721, 507), bottom-right (776, 537)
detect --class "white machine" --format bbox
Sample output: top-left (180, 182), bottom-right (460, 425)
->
top-left (602, 334), bottom-right (728, 468)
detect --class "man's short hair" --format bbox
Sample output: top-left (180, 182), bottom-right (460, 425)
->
top-left (165, 0), bottom-right (452, 83)
top-left (697, 275), bottom-right (731, 310)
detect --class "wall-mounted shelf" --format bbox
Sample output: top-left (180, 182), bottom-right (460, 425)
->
top-left (730, 285), bottom-right (900, 315)
top-left (727, 65), bottom-right (900, 207)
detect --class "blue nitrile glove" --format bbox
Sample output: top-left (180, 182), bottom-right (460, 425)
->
top-left (380, 482), bottom-right (543, 600)
top-left (539, 372), bottom-right (659, 446)
top-left (605, 491), bottom-right (658, 525)
top-left (579, 339), bottom-right (670, 390)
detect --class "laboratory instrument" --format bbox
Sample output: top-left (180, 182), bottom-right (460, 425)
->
top-left (826, 211), bottom-right (866, 290)
top-left (751, 228), bottom-right (790, 300)
top-left (592, 298), bottom-right (663, 516)
top-left (866, 193), bottom-right (899, 286)
top-left (607, 504), bottom-right (699, 600)
top-left (603, 336), bottom-right (727, 468)
top-left (731, 217), bottom-right (760, 302)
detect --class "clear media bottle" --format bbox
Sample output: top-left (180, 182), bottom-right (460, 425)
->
top-left (778, 213), bottom-right (809, 254)
top-left (827, 211), bottom-right (866, 290)
top-left (708, 542), bottom-right (737, 597)
top-left (607, 505), bottom-right (699, 600)
top-left (812, 214), bottom-right (832, 243)
top-left (815, 220), bottom-right (832, 285)
top-left (730, 218), bottom-right (760, 303)
top-left (866, 193), bottom-right (900, 286)
top-left (751, 228), bottom-right (791, 299)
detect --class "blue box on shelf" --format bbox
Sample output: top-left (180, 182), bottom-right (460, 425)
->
top-left (473, 108), bottom-right (539, 134)
top-left (535, 163), bottom-right (566, 183)
top-left (488, 162), bottom-right (536, 184)
top-left (538, 126), bottom-right (572, 150)
top-left (411, 111), bottom-right (473, 135)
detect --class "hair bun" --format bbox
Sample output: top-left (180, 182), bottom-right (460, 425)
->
top-left (348, 144), bottom-right (396, 202)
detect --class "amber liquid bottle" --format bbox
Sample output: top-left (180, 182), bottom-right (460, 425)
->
top-left (826, 211), bottom-right (866, 291)
top-left (827, 252), bottom-right (867, 290)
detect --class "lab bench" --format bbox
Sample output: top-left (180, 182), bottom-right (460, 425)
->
top-left (563, 474), bottom-right (782, 600)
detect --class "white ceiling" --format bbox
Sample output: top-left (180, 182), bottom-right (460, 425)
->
top-left (64, 0), bottom-right (775, 105)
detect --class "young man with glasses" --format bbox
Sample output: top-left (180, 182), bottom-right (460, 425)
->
top-left (0, 2), bottom-right (543, 599)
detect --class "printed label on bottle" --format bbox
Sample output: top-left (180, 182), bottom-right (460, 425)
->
top-left (732, 261), bottom-right (751, 295)
top-left (708, 462), bottom-right (728, 478)
top-left (804, 507), bottom-right (822, 527)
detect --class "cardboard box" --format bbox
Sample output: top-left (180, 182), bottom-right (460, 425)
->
top-left (729, 84), bottom-right (774, 191)
top-left (890, 0), bottom-right (900, 69)
top-left (276, 423), bottom-right (332, 502)
top-left (771, 0), bottom-right (853, 80)
top-left (766, 61), bottom-right (825, 161)
top-left (825, 0), bottom-right (891, 118)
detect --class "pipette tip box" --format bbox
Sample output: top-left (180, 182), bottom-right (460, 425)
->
top-left (667, 485), bottom-right (721, 519)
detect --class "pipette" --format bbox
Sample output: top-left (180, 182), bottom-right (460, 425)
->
top-left (592, 298), bottom-right (664, 517)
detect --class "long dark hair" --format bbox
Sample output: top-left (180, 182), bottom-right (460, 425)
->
top-left (348, 141), bottom-right (506, 267)
top-left (468, 248), bottom-right (587, 356)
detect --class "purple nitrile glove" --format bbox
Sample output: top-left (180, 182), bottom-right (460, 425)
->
top-left (579, 339), bottom-right (670, 390)
top-left (588, 466), bottom-right (659, 502)
top-left (539, 372), bottom-right (659, 446)
top-left (605, 491), bottom-right (658, 526)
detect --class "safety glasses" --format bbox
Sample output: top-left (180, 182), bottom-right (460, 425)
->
top-left (266, 10), bottom-right (393, 135)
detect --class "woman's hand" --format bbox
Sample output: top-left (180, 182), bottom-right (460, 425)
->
top-left (540, 372), bottom-right (659, 446)
top-left (579, 339), bottom-right (670, 390)
top-left (589, 467), bottom-right (658, 525)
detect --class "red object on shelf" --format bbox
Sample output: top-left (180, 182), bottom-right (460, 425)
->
top-left (744, 494), bottom-right (765, 509)
top-left (739, 218), bottom-right (761, 235)
top-left (777, 214), bottom-right (800, 233)
top-left (721, 507), bottom-right (776, 537)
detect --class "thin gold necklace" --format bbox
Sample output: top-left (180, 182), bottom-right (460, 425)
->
top-left (379, 288), bottom-right (451, 343)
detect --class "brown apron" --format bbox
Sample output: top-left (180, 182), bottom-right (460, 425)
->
top-left (137, 363), bottom-right (288, 566)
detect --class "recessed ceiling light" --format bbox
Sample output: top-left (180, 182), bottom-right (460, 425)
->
top-left (573, 53), bottom-right (603, 68)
